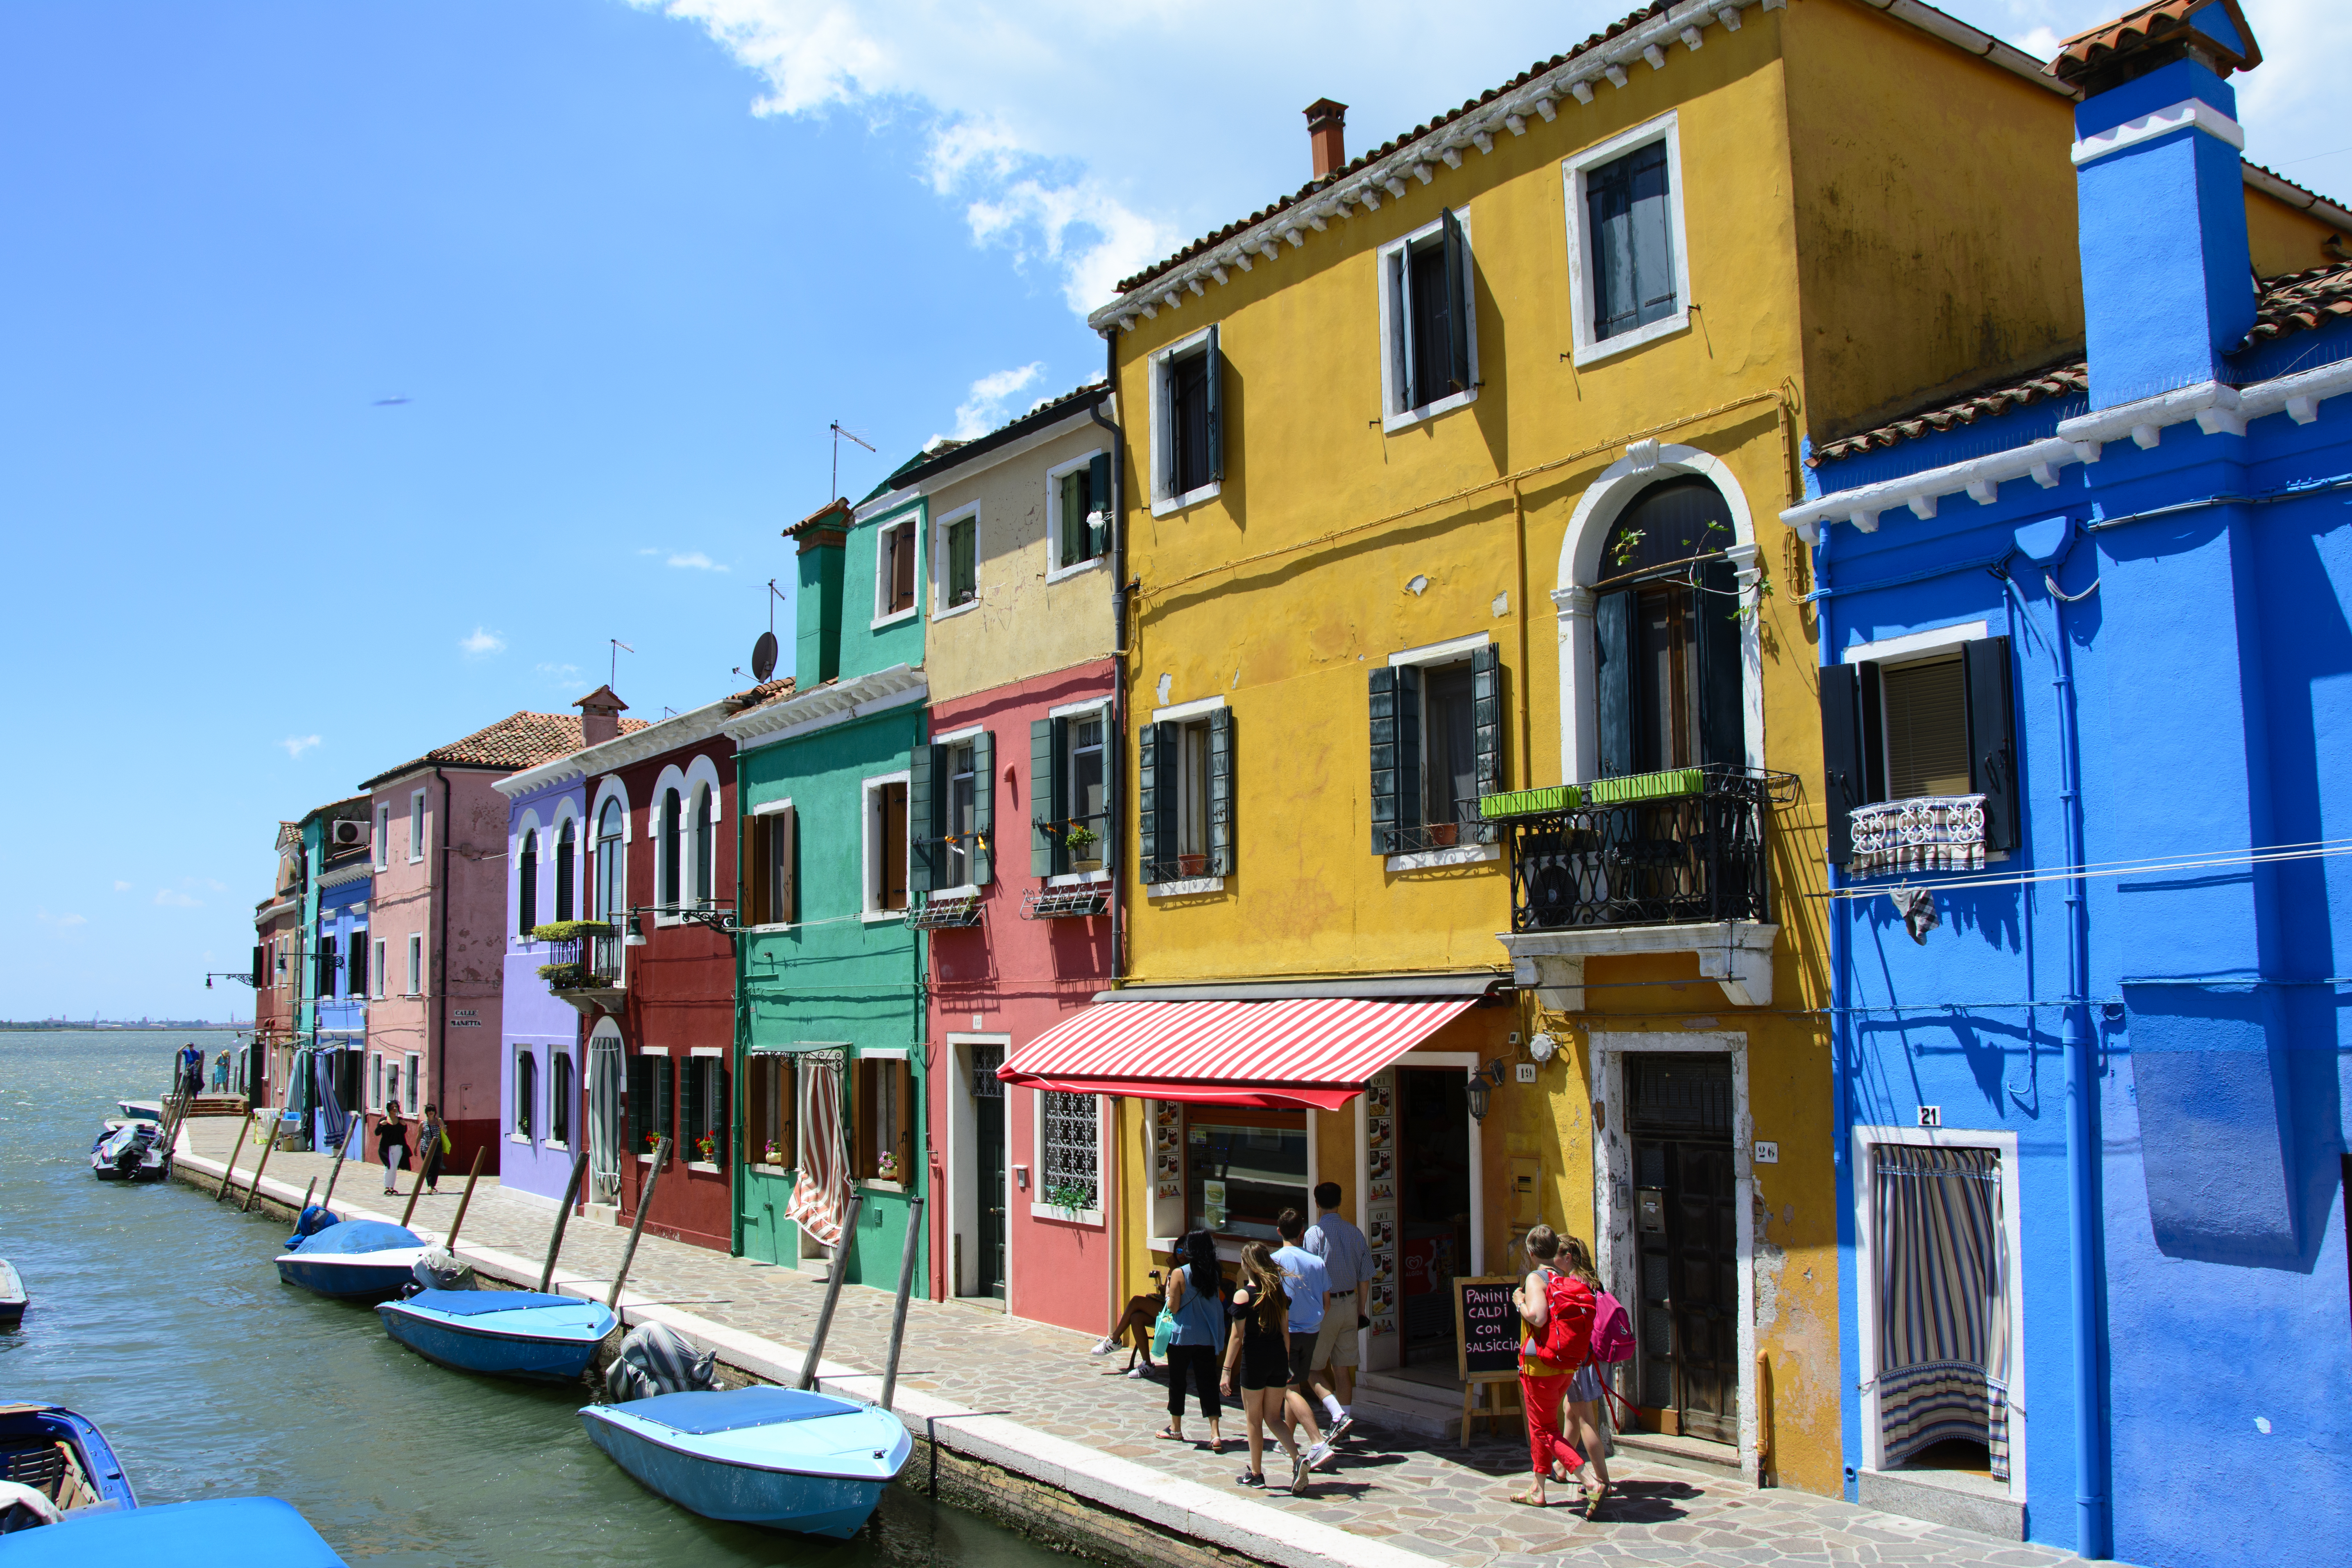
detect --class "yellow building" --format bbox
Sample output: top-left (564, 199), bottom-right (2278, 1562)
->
top-left (1003, 0), bottom-right (2345, 1497)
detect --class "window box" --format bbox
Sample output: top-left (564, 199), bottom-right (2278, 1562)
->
top-left (1493, 765), bottom-right (1792, 932)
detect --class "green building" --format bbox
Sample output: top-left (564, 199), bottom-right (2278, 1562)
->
top-left (724, 491), bottom-right (931, 1285)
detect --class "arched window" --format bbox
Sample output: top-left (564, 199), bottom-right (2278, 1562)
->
top-left (554, 819), bottom-right (576, 922)
top-left (691, 784), bottom-right (714, 907)
top-left (1593, 477), bottom-right (1744, 775)
top-left (517, 829), bottom-right (539, 935)
top-left (661, 787), bottom-right (683, 908)
top-left (595, 799), bottom-right (625, 922)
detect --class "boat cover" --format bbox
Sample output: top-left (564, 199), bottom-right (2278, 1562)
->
top-left (288, 1221), bottom-right (421, 1256)
top-left (403, 1290), bottom-right (579, 1316)
top-left (605, 1321), bottom-right (714, 1402)
top-left (288, 1206), bottom-right (337, 1247)
top-left (621, 1388), bottom-right (860, 1435)
top-left (0, 1496), bottom-right (345, 1566)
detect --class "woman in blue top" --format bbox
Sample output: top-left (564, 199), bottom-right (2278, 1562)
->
top-left (1155, 1230), bottom-right (1228, 1452)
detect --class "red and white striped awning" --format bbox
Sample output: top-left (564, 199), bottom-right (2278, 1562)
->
top-left (996, 995), bottom-right (1481, 1110)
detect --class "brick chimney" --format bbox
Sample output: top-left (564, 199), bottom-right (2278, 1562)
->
top-left (1305, 99), bottom-right (1348, 181)
top-left (573, 685), bottom-right (628, 746)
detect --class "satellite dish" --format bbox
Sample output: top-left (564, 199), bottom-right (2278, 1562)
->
top-left (750, 631), bottom-right (778, 683)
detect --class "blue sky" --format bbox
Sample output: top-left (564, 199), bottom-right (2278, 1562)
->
top-left (5, 0), bottom-right (2344, 1020)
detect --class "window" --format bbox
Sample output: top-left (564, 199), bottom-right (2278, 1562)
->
top-left (549, 1050), bottom-right (573, 1146)
top-left (1030, 707), bottom-right (1115, 878)
top-left (1565, 115), bottom-right (1691, 365)
top-left (371, 938), bottom-right (386, 1000)
top-left (406, 933), bottom-right (423, 996)
top-left (1186, 1106), bottom-right (1306, 1242)
top-left (348, 934), bottom-right (368, 999)
top-left (409, 790), bottom-right (427, 861)
top-left (660, 787), bottom-right (682, 909)
top-left (745, 804), bottom-right (798, 925)
top-left (403, 1052), bottom-right (419, 1114)
top-left (315, 934), bottom-right (337, 1000)
top-left (515, 1048), bottom-right (537, 1138)
top-left (1378, 208), bottom-right (1477, 428)
top-left (1149, 325), bottom-right (1222, 515)
top-left (371, 1051), bottom-right (383, 1110)
top-left (517, 829), bottom-right (539, 935)
top-left (1068, 717), bottom-right (1106, 863)
top-left (1140, 703), bottom-right (1229, 884)
top-left (911, 734), bottom-right (994, 895)
top-left (854, 1055), bottom-right (914, 1182)
top-left (595, 798), bottom-right (625, 920)
top-left (375, 803), bottom-right (391, 869)
top-left (1050, 452), bottom-right (1112, 574)
top-left (877, 515), bottom-right (919, 621)
top-left (1370, 642), bottom-right (1501, 855)
top-left (691, 784), bottom-right (714, 907)
top-left (682, 1055), bottom-right (727, 1164)
top-left (1039, 1090), bottom-right (1101, 1215)
top-left (554, 818), bottom-right (576, 922)
top-left (1821, 634), bottom-right (2018, 870)
top-left (1592, 478), bottom-right (1744, 779)
top-left (747, 1054), bottom-right (796, 1167)
top-left (937, 508), bottom-right (978, 614)
top-left (628, 1053), bottom-right (674, 1158)
top-left (386, 1059), bottom-right (401, 1114)
top-left (865, 777), bottom-right (910, 914)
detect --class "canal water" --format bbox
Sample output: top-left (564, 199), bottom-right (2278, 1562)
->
top-left (0, 1031), bottom-right (1058, 1568)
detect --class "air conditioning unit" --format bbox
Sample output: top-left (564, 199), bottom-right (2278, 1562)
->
top-left (331, 820), bottom-right (367, 847)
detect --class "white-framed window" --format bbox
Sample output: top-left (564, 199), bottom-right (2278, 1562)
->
top-left (548, 1048), bottom-right (574, 1148)
top-left (408, 789), bottom-right (427, 862)
top-left (1826, 621), bottom-right (2017, 872)
top-left (406, 933), bottom-right (423, 996)
top-left (874, 512), bottom-right (920, 627)
top-left (553, 814), bottom-right (578, 922)
top-left (691, 782), bottom-right (714, 907)
top-left (1148, 324), bottom-right (1222, 517)
top-left (371, 938), bottom-right (386, 1000)
top-left (1378, 206), bottom-right (1478, 432)
top-left (1372, 632), bottom-right (1500, 864)
top-left (943, 736), bottom-right (979, 890)
top-left (1033, 1089), bottom-right (1103, 1224)
top-left (517, 827), bottom-right (539, 936)
top-left (1563, 111), bottom-right (1692, 367)
top-left (385, 1058), bottom-right (401, 1114)
top-left (370, 1051), bottom-right (383, 1110)
top-left (933, 503), bottom-right (979, 618)
top-left (1046, 449), bottom-right (1111, 580)
top-left (374, 802), bottom-right (391, 870)
top-left (657, 784), bottom-right (684, 914)
top-left (745, 799), bottom-right (798, 927)
top-left (1142, 694), bottom-right (1230, 889)
top-left (514, 1046), bottom-right (537, 1139)
top-left (682, 1049), bottom-right (727, 1167)
top-left (403, 1051), bottom-right (420, 1114)
top-left (861, 771), bottom-right (912, 919)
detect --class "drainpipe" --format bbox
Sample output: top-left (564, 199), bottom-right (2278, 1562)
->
top-left (1090, 335), bottom-right (1127, 1341)
top-left (434, 768), bottom-right (452, 1145)
top-left (732, 750), bottom-right (748, 1259)
top-left (1815, 528), bottom-right (1859, 1501)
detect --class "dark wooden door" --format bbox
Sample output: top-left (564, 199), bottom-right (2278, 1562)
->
top-left (973, 1046), bottom-right (1006, 1299)
top-left (1629, 1054), bottom-right (1738, 1444)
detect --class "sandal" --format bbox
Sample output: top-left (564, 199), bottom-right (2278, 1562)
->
top-left (1582, 1483), bottom-right (1610, 1520)
top-left (1209, 1437), bottom-right (1226, 1455)
top-left (1155, 1427), bottom-right (1185, 1442)
top-left (1508, 1489), bottom-right (1552, 1507)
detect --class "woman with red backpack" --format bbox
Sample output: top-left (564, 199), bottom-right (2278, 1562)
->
top-left (1558, 1235), bottom-right (1633, 1512)
top-left (1511, 1225), bottom-right (1605, 1515)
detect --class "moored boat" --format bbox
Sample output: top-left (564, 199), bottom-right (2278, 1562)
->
top-left (0, 1400), bottom-right (137, 1522)
top-left (0, 1261), bottom-right (25, 1331)
top-left (0, 1495), bottom-right (344, 1563)
top-left (376, 1290), bottom-right (618, 1381)
top-left (578, 1387), bottom-right (911, 1539)
top-left (274, 1220), bottom-right (425, 1300)
top-left (89, 1118), bottom-right (168, 1183)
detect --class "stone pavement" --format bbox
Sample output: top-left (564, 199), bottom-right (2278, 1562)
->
top-left (186, 1120), bottom-right (2091, 1568)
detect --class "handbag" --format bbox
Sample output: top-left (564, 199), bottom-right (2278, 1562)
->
top-left (1151, 1307), bottom-right (1179, 1359)
top-left (438, 1128), bottom-right (452, 1155)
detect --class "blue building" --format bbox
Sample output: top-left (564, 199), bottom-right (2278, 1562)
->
top-left (1781, 6), bottom-right (2352, 1563)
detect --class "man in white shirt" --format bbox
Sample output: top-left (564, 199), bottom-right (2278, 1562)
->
top-left (1305, 1181), bottom-right (1369, 1427)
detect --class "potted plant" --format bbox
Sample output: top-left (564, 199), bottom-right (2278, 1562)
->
top-left (644, 1131), bottom-right (663, 1157)
top-left (1042, 1180), bottom-right (1092, 1219)
top-left (1065, 824), bottom-right (1101, 872)
top-left (695, 1133), bottom-right (717, 1163)
top-left (535, 959), bottom-right (587, 990)
top-left (876, 1151), bottom-right (899, 1182)
top-left (762, 1141), bottom-right (784, 1167)
top-left (1426, 821), bottom-right (1459, 847)
top-left (1178, 853), bottom-right (1208, 877)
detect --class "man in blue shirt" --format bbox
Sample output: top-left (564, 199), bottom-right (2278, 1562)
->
top-left (1272, 1208), bottom-right (1339, 1478)
top-left (1305, 1181), bottom-right (1369, 1428)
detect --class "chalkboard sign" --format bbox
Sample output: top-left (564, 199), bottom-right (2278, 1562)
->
top-left (1453, 1275), bottom-right (1523, 1382)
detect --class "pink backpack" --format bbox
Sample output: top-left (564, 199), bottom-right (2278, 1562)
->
top-left (1588, 1290), bottom-right (1634, 1364)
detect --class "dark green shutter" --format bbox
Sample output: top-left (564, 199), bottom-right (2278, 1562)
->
top-left (656, 1057), bottom-right (673, 1156)
top-left (628, 1056), bottom-right (651, 1149)
top-left (1595, 589), bottom-right (1635, 780)
top-left (1088, 452), bottom-right (1112, 558)
top-left (1136, 722), bottom-right (1164, 880)
top-left (1208, 707), bottom-right (1235, 875)
top-left (972, 730), bottom-right (995, 886)
top-left (1058, 471), bottom-right (1081, 568)
top-left (1440, 207), bottom-right (1471, 396)
top-left (251, 945), bottom-right (265, 990)
top-left (1695, 557), bottom-right (1746, 768)
top-left (1030, 720), bottom-right (1056, 877)
top-left (1370, 666), bottom-right (1422, 853)
top-left (1204, 324), bottom-right (1224, 483)
top-left (908, 742), bottom-right (938, 894)
top-left (1471, 645), bottom-right (1502, 841)
top-left (714, 1058), bottom-right (730, 1164)
top-left (683, 1058), bottom-right (705, 1151)
top-left (1965, 637), bottom-right (2019, 852)
top-left (1819, 664), bottom-right (1864, 867)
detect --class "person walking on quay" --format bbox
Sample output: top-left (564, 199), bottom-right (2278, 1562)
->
top-left (1557, 1234), bottom-right (1617, 1505)
top-left (1512, 1224), bottom-right (1604, 1515)
top-left (417, 1102), bottom-right (449, 1194)
top-left (176, 1042), bottom-right (204, 1100)
top-left (1305, 1182), bottom-right (1368, 1435)
top-left (377, 1104), bottom-right (411, 1196)
top-left (213, 1048), bottom-right (231, 1092)
top-left (1221, 1242), bottom-right (1310, 1494)
top-left (1270, 1209), bottom-right (1337, 1471)
top-left (1157, 1230), bottom-right (1228, 1452)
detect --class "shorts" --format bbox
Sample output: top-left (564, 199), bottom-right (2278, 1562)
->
top-left (1287, 1330), bottom-right (1321, 1388)
top-left (1239, 1338), bottom-right (1289, 1391)
top-left (1312, 1293), bottom-right (1360, 1369)
top-left (1568, 1362), bottom-right (1604, 1403)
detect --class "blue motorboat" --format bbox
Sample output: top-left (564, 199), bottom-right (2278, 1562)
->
top-left (274, 1219), bottom-right (425, 1300)
top-left (578, 1387), bottom-right (911, 1539)
top-left (0, 1400), bottom-right (137, 1518)
top-left (376, 1290), bottom-right (618, 1381)
top-left (0, 1496), bottom-right (344, 1564)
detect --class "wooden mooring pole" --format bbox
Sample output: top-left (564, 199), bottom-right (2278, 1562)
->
top-left (607, 1138), bottom-right (671, 1313)
top-left (213, 1114), bottom-right (252, 1201)
top-left (879, 1195), bottom-right (924, 1411)
top-left (440, 1148), bottom-right (488, 1253)
top-left (795, 1193), bottom-right (864, 1391)
top-left (539, 1151), bottom-right (591, 1293)
top-left (316, 1117), bottom-right (362, 1219)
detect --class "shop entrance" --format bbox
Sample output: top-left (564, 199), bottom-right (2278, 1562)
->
top-left (972, 1045), bottom-right (1006, 1299)
top-left (1396, 1067), bottom-right (1471, 1366)
top-left (1627, 1052), bottom-right (1738, 1443)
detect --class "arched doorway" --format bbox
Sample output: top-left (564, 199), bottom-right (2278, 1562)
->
top-left (587, 1016), bottom-right (625, 1205)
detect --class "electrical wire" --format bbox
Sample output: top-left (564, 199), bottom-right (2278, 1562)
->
top-left (1820, 834), bottom-right (2352, 899)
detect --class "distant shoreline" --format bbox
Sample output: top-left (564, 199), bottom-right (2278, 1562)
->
top-left (0, 1023), bottom-right (244, 1033)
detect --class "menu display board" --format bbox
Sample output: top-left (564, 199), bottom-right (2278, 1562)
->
top-left (1363, 1070), bottom-right (1398, 1339)
top-left (1152, 1100), bottom-right (1183, 1199)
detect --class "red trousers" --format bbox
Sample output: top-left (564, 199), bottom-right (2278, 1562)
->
top-left (1520, 1368), bottom-right (1585, 1477)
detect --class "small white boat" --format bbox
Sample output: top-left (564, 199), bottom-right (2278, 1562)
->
top-left (377, 1291), bottom-right (618, 1381)
top-left (579, 1387), bottom-right (911, 1539)
top-left (90, 1119), bottom-right (168, 1183)
top-left (0, 1259), bottom-right (25, 1330)
top-left (275, 1220), bottom-right (426, 1300)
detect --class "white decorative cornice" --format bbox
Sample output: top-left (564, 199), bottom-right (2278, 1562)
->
top-left (2072, 99), bottom-right (2243, 167)
top-left (495, 692), bottom-right (761, 799)
top-left (1783, 356), bottom-right (2352, 540)
top-left (721, 663), bottom-right (929, 751)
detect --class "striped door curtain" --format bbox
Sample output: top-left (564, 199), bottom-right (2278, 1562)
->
top-left (1874, 1144), bottom-right (2010, 1478)
top-left (785, 1058), bottom-right (850, 1248)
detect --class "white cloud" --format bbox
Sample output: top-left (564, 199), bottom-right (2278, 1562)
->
top-left (667, 552), bottom-right (730, 571)
top-left (154, 889), bottom-right (202, 908)
top-left (943, 361), bottom-right (1045, 442)
top-left (113, 880), bottom-right (131, 892)
top-left (460, 626), bottom-right (507, 657)
top-left (536, 662), bottom-right (592, 694)
top-left (36, 908), bottom-right (87, 928)
top-left (278, 734), bottom-right (322, 759)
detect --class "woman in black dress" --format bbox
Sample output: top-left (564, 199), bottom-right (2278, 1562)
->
top-left (1221, 1242), bottom-right (1310, 1495)
top-left (377, 1106), bottom-right (410, 1195)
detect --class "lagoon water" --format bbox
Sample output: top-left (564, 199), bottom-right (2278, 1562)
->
top-left (0, 1031), bottom-right (1058, 1568)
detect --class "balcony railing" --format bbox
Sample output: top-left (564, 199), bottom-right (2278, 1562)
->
top-left (1489, 766), bottom-right (1792, 933)
top-left (1034, 810), bottom-right (1112, 876)
top-left (538, 926), bottom-right (624, 992)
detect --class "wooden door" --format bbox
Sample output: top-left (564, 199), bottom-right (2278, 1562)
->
top-left (973, 1046), bottom-right (1006, 1299)
top-left (1628, 1054), bottom-right (1738, 1444)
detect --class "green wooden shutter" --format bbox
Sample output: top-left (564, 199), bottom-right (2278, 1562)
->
top-left (656, 1057), bottom-right (673, 1157)
top-left (1204, 324), bottom-right (1224, 483)
top-left (1471, 645), bottom-right (1502, 842)
top-left (1058, 471), bottom-right (1083, 569)
top-left (1030, 719), bottom-right (1056, 877)
top-left (1964, 637), bottom-right (2019, 852)
top-left (1087, 452), bottom-right (1112, 558)
top-left (972, 729), bottom-right (995, 886)
top-left (1208, 707), bottom-right (1235, 875)
top-left (1595, 589), bottom-right (1635, 779)
top-left (1440, 207), bottom-right (1471, 396)
top-left (683, 1058), bottom-right (705, 1152)
top-left (1819, 663), bottom-right (1864, 867)
top-left (628, 1055), bottom-right (651, 1149)
top-left (1136, 722), bottom-right (1162, 881)
top-left (1695, 557), bottom-right (1746, 767)
top-left (714, 1057), bottom-right (730, 1164)
top-left (1369, 667), bottom-right (1422, 852)
top-left (908, 742), bottom-right (938, 894)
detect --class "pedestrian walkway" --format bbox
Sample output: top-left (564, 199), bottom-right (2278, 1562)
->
top-left (184, 1120), bottom-right (2093, 1568)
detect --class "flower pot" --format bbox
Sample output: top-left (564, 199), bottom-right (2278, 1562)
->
top-left (1072, 855), bottom-right (1103, 872)
top-left (1426, 823), bottom-right (1459, 848)
top-left (1178, 854), bottom-right (1208, 877)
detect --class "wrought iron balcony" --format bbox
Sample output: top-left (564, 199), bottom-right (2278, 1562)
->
top-left (1488, 766), bottom-right (1793, 933)
top-left (536, 924), bottom-right (625, 997)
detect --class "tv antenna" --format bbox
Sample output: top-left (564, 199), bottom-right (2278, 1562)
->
top-left (610, 638), bottom-right (634, 688)
top-left (830, 420), bottom-right (876, 500)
